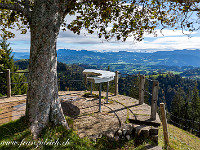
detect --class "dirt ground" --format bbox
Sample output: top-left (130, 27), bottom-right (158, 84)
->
top-left (59, 91), bottom-right (160, 139)
top-left (0, 91), bottom-right (160, 139)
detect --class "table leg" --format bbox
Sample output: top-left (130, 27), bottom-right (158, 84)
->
top-left (90, 82), bottom-right (93, 95)
top-left (99, 83), bottom-right (102, 112)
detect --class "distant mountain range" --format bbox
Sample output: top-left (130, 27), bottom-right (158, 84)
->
top-left (12, 49), bottom-right (200, 67)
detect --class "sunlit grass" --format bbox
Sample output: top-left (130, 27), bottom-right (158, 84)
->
top-left (0, 116), bottom-right (157, 150)
top-left (159, 123), bottom-right (200, 150)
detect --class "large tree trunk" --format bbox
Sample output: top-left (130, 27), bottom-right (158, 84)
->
top-left (26, 0), bottom-right (69, 138)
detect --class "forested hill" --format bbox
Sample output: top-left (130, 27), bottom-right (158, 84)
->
top-left (57, 49), bottom-right (200, 67)
top-left (180, 68), bottom-right (200, 79)
top-left (14, 60), bottom-right (200, 137)
top-left (15, 60), bottom-right (200, 114)
top-left (13, 49), bottom-right (200, 67)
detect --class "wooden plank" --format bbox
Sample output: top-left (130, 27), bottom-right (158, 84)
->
top-left (129, 119), bottom-right (161, 127)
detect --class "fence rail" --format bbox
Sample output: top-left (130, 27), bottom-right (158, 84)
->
top-left (1, 69), bottom-right (159, 121)
top-left (119, 73), bottom-right (159, 120)
top-left (11, 82), bottom-right (29, 85)
top-left (10, 72), bottom-right (29, 74)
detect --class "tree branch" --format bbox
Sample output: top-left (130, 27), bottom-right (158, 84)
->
top-left (0, 2), bottom-right (30, 19)
top-left (11, 0), bottom-right (24, 5)
top-left (189, 7), bottom-right (200, 11)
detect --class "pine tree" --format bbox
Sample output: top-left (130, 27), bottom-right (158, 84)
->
top-left (183, 89), bottom-right (193, 131)
top-left (171, 87), bottom-right (185, 126)
top-left (129, 76), bottom-right (139, 99)
top-left (0, 39), bottom-right (27, 96)
top-left (190, 81), bottom-right (200, 135)
top-left (0, 48), bottom-right (5, 67)
top-left (0, 39), bottom-right (16, 72)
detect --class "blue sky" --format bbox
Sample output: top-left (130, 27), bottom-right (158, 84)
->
top-left (7, 28), bottom-right (200, 53)
top-left (5, 13), bottom-right (200, 53)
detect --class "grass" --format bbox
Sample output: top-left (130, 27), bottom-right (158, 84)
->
top-left (2, 116), bottom-right (200, 149)
top-left (0, 116), bottom-right (155, 150)
top-left (83, 92), bottom-right (105, 99)
top-left (158, 123), bottom-right (200, 150)
top-left (108, 100), bottom-right (114, 104)
top-left (0, 116), bottom-right (94, 150)
top-left (125, 108), bottom-right (130, 124)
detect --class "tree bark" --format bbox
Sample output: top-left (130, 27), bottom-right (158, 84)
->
top-left (26, 0), bottom-right (69, 138)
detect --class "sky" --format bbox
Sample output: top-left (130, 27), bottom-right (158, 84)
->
top-left (4, 12), bottom-right (200, 53)
top-left (6, 27), bottom-right (200, 53)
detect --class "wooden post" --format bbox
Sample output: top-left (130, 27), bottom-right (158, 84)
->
top-left (84, 74), bottom-right (87, 89)
top-left (160, 103), bottom-right (169, 146)
top-left (99, 83), bottom-right (102, 112)
top-left (151, 80), bottom-right (159, 120)
top-left (139, 75), bottom-right (145, 105)
top-left (115, 71), bottom-right (119, 95)
top-left (6, 69), bottom-right (11, 98)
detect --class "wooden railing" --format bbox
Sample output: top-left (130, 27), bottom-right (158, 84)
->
top-left (1, 69), bottom-right (159, 120)
top-left (119, 73), bottom-right (159, 121)
top-left (0, 69), bottom-right (29, 98)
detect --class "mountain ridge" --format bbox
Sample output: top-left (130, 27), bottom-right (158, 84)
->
top-left (13, 49), bottom-right (200, 67)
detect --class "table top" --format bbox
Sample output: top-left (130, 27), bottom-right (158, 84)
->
top-left (83, 69), bottom-right (115, 83)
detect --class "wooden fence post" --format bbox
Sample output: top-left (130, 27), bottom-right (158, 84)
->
top-left (6, 69), bottom-right (11, 98)
top-left (160, 103), bottom-right (169, 146)
top-left (139, 75), bottom-right (145, 105)
top-left (115, 71), bottom-right (119, 95)
top-left (151, 80), bottom-right (159, 120)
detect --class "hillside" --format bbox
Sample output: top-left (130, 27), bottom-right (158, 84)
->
top-left (13, 49), bottom-right (200, 67)
top-left (180, 68), bottom-right (200, 79)
top-left (159, 123), bottom-right (200, 149)
top-left (14, 49), bottom-right (200, 75)
top-left (58, 49), bottom-right (200, 67)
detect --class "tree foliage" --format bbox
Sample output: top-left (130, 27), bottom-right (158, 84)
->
top-left (0, 0), bottom-right (199, 41)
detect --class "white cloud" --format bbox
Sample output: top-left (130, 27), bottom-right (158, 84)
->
top-left (4, 26), bottom-right (200, 53)
top-left (2, 8), bottom-right (199, 52)
top-left (151, 36), bottom-right (200, 50)
top-left (144, 29), bottom-right (196, 37)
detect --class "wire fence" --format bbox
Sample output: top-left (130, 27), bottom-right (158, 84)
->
top-left (0, 70), bottom-right (86, 97)
top-left (117, 73), bottom-right (156, 108)
top-left (1, 71), bottom-right (156, 95)
top-left (167, 111), bottom-right (200, 134)
top-left (161, 107), bottom-right (200, 149)
top-left (119, 73), bottom-right (154, 95)
top-left (145, 77), bottom-right (154, 82)
top-left (1, 70), bottom-right (200, 148)
top-left (160, 103), bottom-right (200, 149)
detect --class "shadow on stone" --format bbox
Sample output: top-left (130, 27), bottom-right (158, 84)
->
top-left (61, 101), bottom-right (80, 118)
